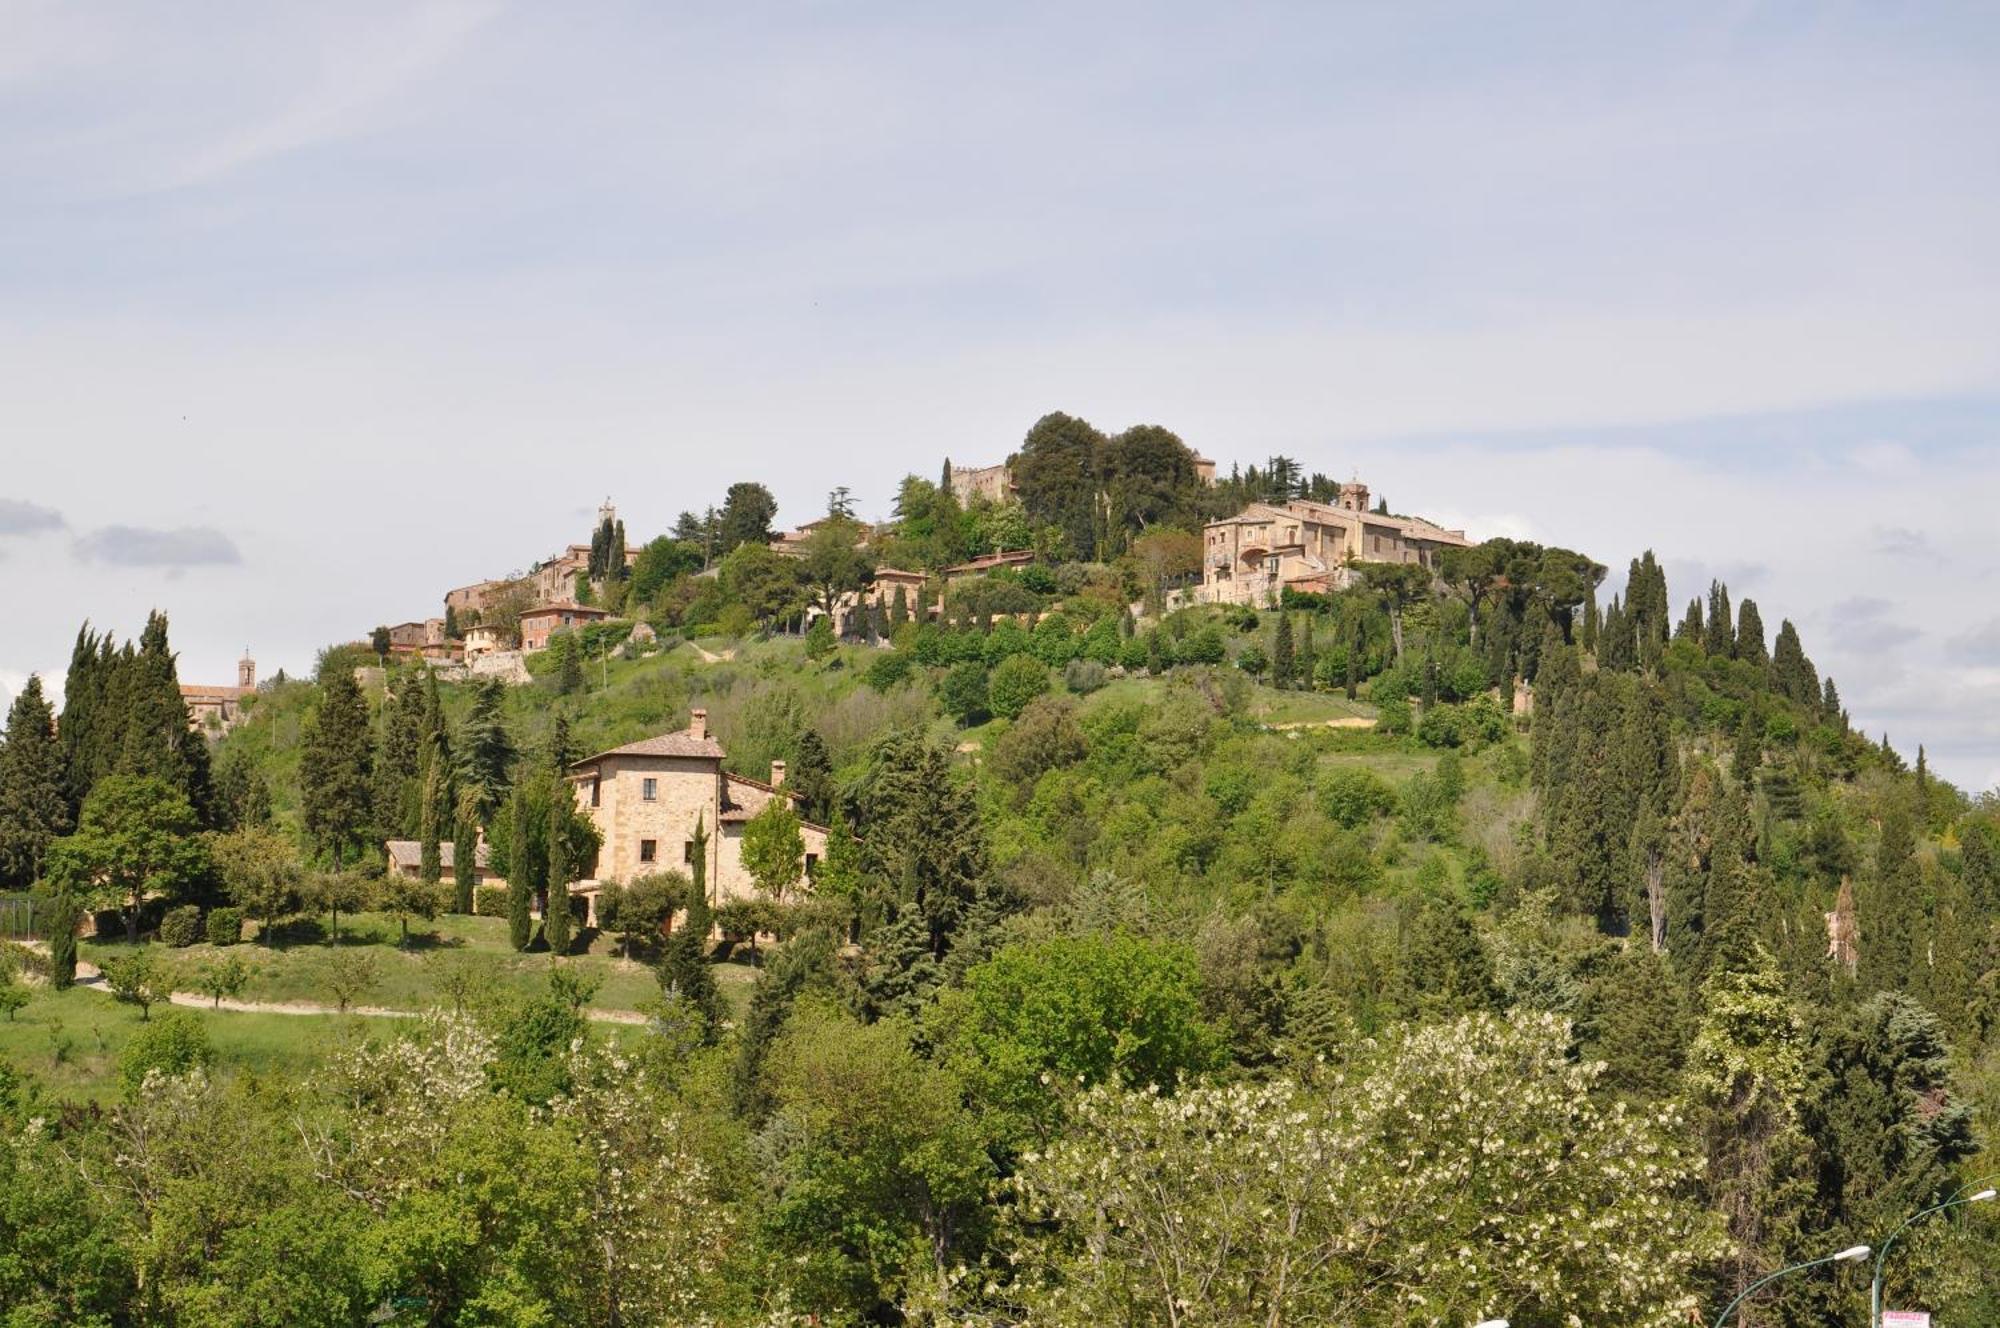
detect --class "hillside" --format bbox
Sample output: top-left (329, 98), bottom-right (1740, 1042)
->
top-left (2, 531), bottom-right (1997, 1326)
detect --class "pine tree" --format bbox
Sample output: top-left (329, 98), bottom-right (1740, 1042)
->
top-left (1271, 613), bottom-right (1294, 689)
top-left (545, 769), bottom-right (573, 955)
top-left (300, 668), bottom-right (374, 866)
top-left (0, 676), bottom-right (70, 887)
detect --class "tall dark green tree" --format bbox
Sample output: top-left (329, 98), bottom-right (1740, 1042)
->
top-left (1295, 615), bottom-right (1316, 689)
top-left (1012, 411), bottom-right (1108, 561)
top-left (506, 783), bottom-right (537, 952)
top-left (849, 731), bottom-right (988, 958)
top-left (418, 755), bottom-right (444, 886)
top-left (0, 675), bottom-right (70, 887)
top-left (1770, 619), bottom-right (1819, 705)
top-left (1735, 599), bottom-right (1769, 666)
top-left (545, 768), bottom-right (573, 955)
top-left (299, 669), bottom-right (374, 867)
top-left (716, 481), bottom-right (779, 553)
top-left (454, 679), bottom-right (514, 818)
top-left (1271, 613), bottom-right (1295, 689)
top-left (451, 785), bottom-right (479, 913)
top-left (788, 729), bottom-right (835, 825)
top-left (372, 675), bottom-right (425, 837)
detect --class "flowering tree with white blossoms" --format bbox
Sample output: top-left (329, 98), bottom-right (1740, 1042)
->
top-left (1000, 1011), bottom-right (1725, 1327)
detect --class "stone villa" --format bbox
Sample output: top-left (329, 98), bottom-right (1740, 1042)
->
top-left (947, 450), bottom-right (1217, 507)
top-left (567, 709), bottom-right (828, 911)
top-left (1197, 480), bottom-right (1471, 606)
top-left (520, 602), bottom-right (609, 652)
top-left (385, 838), bottom-right (502, 889)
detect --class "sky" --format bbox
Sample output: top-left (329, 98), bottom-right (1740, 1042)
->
top-left (2, 2), bottom-right (1999, 787)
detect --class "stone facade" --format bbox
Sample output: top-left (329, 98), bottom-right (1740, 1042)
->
top-left (568, 710), bottom-right (828, 909)
top-left (946, 461), bottom-right (1014, 506)
top-left (180, 654), bottom-right (256, 733)
top-left (1196, 481), bottom-right (1471, 607)
top-left (385, 838), bottom-right (502, 888)
top-left (520, 603), bottom-right (609, 652)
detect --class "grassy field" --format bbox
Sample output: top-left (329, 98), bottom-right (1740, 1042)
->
top-left (78, 910), bottom-right (760, 1020)
top-left (0, 985), bottom-right (405, 1105)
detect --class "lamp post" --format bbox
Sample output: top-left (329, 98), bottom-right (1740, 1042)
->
top-left (1712, 1245), bottom-right (1871, 1328)
top-left (1871, 1188), bottom-right (1998, 1327)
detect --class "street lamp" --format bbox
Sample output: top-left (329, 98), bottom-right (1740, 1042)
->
top-left (1712, 1245), bottom-right (1871, 1327)
top-left (1872, 1188), bottom-right (1998, 1327)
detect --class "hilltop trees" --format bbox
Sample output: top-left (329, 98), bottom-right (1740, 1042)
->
top-left (0, 675), bottom-right (69, 888)
top-left (717, 481), bottom-right (779, 554)
top-left (58, 615), bottom-right (215, 822)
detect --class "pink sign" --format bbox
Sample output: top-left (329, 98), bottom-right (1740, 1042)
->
top-left (1881, 1313), bottom-right (1930, 1328)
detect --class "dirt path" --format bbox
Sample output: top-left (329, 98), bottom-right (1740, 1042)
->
top-left (688, 642), bottom-right (736, 664)
top-left (69, 959), bottom-right (648, 1024)
top-left (1266, 716), bottom-right (1376, 731)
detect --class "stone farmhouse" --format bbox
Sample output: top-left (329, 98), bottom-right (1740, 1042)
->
top-left (181, 654), bottom-right (256, 733)
top-left (384, 838), bottom-right (502, 889)
top-left (1197, 480), bottom-right (1471, 607)
top-left (567, 709), bottom-right (828, 913)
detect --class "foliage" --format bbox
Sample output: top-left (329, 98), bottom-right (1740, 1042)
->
top-left (45, 774), bottom-right (210, 943)
top-left (159, 904), bottom-right (202, 947)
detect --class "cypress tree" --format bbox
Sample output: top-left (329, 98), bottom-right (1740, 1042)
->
top-left (372, 675), bottom-right (425, 836)
top-left (300, 668), bottom-right (375, 867)
top-left (1821, 676), bottom-right (1843, 726)
top-left (44, 892), bottom-right (81, 989)
top-left (788, 730), bottom-right (834, 825)
top-left (1733, 706), bottom-right (1762, 785)
top-left (0, 675), bottom-right (71, 887)
top-left (1678, 598), bottom-right (1704, 643)
top-left (687, 813), bottom-right (710, 932)
top-left (117, 611), bottom-right (215, 821)
top-left (1579, 592), bottom-right (1600, 654)
top-left (506, 786), bottom-right (534, 952)
top-left (545, 769), bottom-right (573, 955)
top-left (418, 754), bottom-right (444, 885)
top-left (1736, 599), bottom-right (1769, 666)
top-left (1705, 579), bottom-right (1735, 658)
top-left (1344, 625), bottom-right (1361, 699)
top-left (890, 585), bottom-right (909, 628)
top-left (452, 785), bottom-right (479, 913)
top-left (1420, 642), bottom-right (1439, 710)
top-left (1770, 620), bottom-right (1819, 705)
top-left (58, 626), bottom-right (108, 814)
top-left (1272, 613), bottom-right (1295, 689)
top-left (1296, 615), bottom-right (1316, 691)
top-left (455, 679), bottom-right (515, 818)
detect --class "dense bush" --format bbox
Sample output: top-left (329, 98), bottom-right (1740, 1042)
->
top-left (1063, 658), bottom-right (1108, 694)
top-left (119, 1010), bottom-right (213, 1090)
top-left (159, 905), bottom-right (202, 948)
top-left (474, 885), bottom-right (509, 917)
top-left (989, 655), bottom-right (1052, 721)
top-left (205, 907), bottom-right (245, 947)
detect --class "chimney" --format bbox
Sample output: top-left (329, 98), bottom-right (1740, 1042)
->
top-left (688, 708), bottom-right (708, 741)
top-left (770, 759), bottom-right (786, 787)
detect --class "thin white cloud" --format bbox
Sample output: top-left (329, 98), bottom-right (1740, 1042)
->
top-left (0, 497), bottom-right (63, 536)
top-left (155, 1), bottom-right (499, 191)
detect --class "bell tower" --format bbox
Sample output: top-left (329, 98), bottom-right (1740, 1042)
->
top-left (1337, 478), bottom-right (1370, 512)
top-left (238, 651), bottom-right (256, 691)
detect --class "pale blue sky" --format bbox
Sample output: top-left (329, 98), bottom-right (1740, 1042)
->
top-left (2, 3), bottom-right (1998, 785)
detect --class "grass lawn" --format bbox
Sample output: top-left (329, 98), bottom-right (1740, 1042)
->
top-left (0, 985), bottom-right (402, 1106)
top-left (83, 910), bottom-right (666, 1015)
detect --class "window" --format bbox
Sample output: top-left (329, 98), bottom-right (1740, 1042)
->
top-left (589, 776), bottom-right (601, 808)
top-left (639, 839), bottom-right (657, 864)
top-left (641, 777), bottom-right (658, 802)
top-left (804, 852), bottom-right (819, 880)
top-left (683, 841), bottom-right (696, 864)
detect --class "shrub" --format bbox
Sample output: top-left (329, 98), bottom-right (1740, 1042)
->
top-left (1376, 695), bottom-right (1413, 735)
top-left (1321, 766), bottom-right (1399, 828)
top-left (159, 905), bottom-right (202, 948)
top-left (119, 1010), bottom-right (212, 1091)
top-left (989, 655), bottom-right (1052, 721)
top-left (864, 651), bottom-right (915, 692)
top-left (1181, 627), bottom-right (1226, 665)
top-left (1063, 658), bottom-right (1108, 694)
top-left (939, 661), bottom-right (991, 726)
top-left (205, 907), bottom-right (244, 947)
top-left (474, 885), bottom-right (509, 917)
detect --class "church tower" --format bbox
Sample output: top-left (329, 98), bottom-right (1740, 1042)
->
top-left (1337, 479), bottom-right (1370, 512)
top-left (238, 652), bottom-right (256, 691)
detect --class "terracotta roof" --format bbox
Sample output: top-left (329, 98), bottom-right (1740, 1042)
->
top-left (521, 603), bottom-right (610, 621)
top-left (180, 684), bottom-right (246, 700)
top-left (570, 731), bottom-right (725, 766)
top-left (385, 839), bottom-right (491, 870)
top-left (872, 566), bottom-right (925, 580)
top-left (943, 549), bottom-right (1035, 574)
top-left (720, 772), bottom-right (830, 832)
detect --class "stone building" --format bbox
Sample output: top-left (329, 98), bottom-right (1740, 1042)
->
top-left (444, 578), bottom-right (509, 621)
top-left (566, 709), bottom-right (829, 913)
top-left (384, 838), bottom-right (502, 889)
top-left (520, 603), bottom-right (609, 653)
top-left (946, 461), bottom-right (1016, 506)
top-left (462, 623), bottom-right (507, 659)
top-left (181, 654), bottom-right (256, 733)
top-left (1196, 480), bottom-right (1471, 606)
